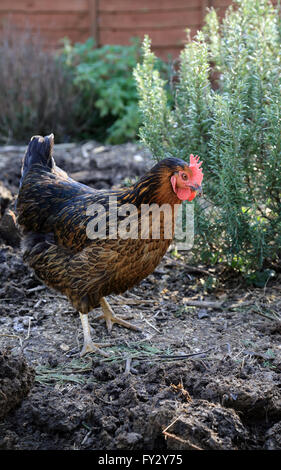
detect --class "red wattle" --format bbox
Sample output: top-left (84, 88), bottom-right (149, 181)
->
top-left (171, 176), bottom-right (195, 201)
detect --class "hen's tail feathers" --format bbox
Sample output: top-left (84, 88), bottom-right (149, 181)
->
top-left (20, 134), bottom-right (55, 186)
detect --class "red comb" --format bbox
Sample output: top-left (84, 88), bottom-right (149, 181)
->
top-left (189, 154), bottom-right (203, 185)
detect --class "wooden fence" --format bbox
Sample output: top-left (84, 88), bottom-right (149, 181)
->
top-left (0, 0), bottom-right (233, 58)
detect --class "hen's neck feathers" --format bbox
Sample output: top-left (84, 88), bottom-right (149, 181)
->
top-left (122, 165), bottom-right (180, 207)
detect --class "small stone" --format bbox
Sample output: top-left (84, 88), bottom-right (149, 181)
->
top-left (198, 309), bottom-right (209, 319)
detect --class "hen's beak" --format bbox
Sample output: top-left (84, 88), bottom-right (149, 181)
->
top-left (188, 184), bottom-right (203, 196)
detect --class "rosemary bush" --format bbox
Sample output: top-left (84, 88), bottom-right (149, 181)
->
top-left (134, 0), bottom-right (281, 276)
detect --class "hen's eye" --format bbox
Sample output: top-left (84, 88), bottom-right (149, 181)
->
top-left (182, 173), bottom-right (187, 180)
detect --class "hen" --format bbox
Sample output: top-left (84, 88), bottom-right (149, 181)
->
top-left (17, 135), bottom-right (203, 356)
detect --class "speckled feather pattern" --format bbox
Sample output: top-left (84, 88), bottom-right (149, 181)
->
top-left (17, 148), bottom-right (189, 313)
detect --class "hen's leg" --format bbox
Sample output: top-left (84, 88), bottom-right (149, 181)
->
top-left (96, 297), bottom-right (141, 333)
top-left (79, 312), bottom-right (110, 357)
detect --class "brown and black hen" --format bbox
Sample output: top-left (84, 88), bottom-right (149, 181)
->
top-left (17, 134), bottom-right (203, 355)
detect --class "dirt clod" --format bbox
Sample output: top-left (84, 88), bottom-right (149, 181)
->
top-left (163, 400), bottom-right (248, 450)
top-left (0, 348), bottom-right (35, 421)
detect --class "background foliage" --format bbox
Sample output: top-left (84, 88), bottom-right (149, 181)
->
top-left (0, 30), bottom-right (169, 145)
top-left (60, 38), bottom-right (141, 144)
top-left (134, 0), bottom-right (281, 277)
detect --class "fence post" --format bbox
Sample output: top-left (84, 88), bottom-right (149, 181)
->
top-left (89, 0), bottom-right (99, 46)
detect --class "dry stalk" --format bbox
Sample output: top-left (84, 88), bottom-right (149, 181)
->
top-left (163, 431), bottom-right (203, 451)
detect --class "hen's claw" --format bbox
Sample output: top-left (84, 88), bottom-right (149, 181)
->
top-left (80, 341), bottom-right (110, 357)
top-left (96, 297), bottom-right (141, 333)
top-left (79, 312), bottom-right (110, 357)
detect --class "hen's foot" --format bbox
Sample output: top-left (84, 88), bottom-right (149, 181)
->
top-left (79, 312), bottom-right (110, 357)
top-left (80, 340), bottom-right (110, 357)
top-left (96, 297), bottom-right (141, 333)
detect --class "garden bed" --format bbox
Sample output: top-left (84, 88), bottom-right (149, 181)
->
top-left (0, 142), bottom-right (280, 450)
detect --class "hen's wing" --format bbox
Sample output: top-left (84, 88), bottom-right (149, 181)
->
top-left (17, 163), bottom-right (118, 252)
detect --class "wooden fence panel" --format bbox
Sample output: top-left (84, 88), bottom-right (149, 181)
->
top-left (0, 0), bottom-right (90, 47)
top-left (0, 0), bottom-right (235, 58)
top-left (98, 0), bottom-right (202, 12)
top-left (98, 0), bottom-right (205, 58)
top-left (0, 0), bottom-right (89, 12)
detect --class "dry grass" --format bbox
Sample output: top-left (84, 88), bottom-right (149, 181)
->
top-left (0, 22), bottom-right (77, 144)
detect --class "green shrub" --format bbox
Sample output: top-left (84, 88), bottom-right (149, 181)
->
top-left (60, 38), bottom-right (140, 144)
top-left (60, 38), bottom-right (171, 144)
top-left (134, 0), bottom-right (281, 275)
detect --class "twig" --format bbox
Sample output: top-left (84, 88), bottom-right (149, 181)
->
top-left (124, 356), bottom-right (132, 376)
top-left (157, 348), bottom-right (214, 360)
top-left (184, 265), bottom-right (212, 276)
top-left (168, 259), bottom-right (211, 276)
top-left (225, 343), bottom-right (232, 355)
top-left (131, 347), bottom-right (215, 363)
top-left (0, 390), bottom-right (7, 400)
top-left (163, 416), bottom-right (202, 451)
top-left (26, 285), bottom-right (46, 293)
top-left (228, 300), bottom-right (253, 310)
top-left (183, 299), bottom-right (254, 310)
top-left (250, 307), bottom-right (277, 322)
top-left (0, 333), bottom-right (23, 346)
top-left (34, 298), bottom-right (45, 308)
top-left (183, 299), bottom-right (223, 309)
top-left (140, 316), bottom-right (161, 333)
top-left (163, 415), bottom-right (184, 434)
top-left (25, 317), bottom-right (32, 340)
top-left (163, 431), bottom-right (203, 450)
top-left (81, 430), bottom-right (92, 446)
top-left (112, 298), bottom-right (156, 305)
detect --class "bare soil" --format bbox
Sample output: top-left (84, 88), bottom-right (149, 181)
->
top-left (0, 142), bottom-right (280, 450)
